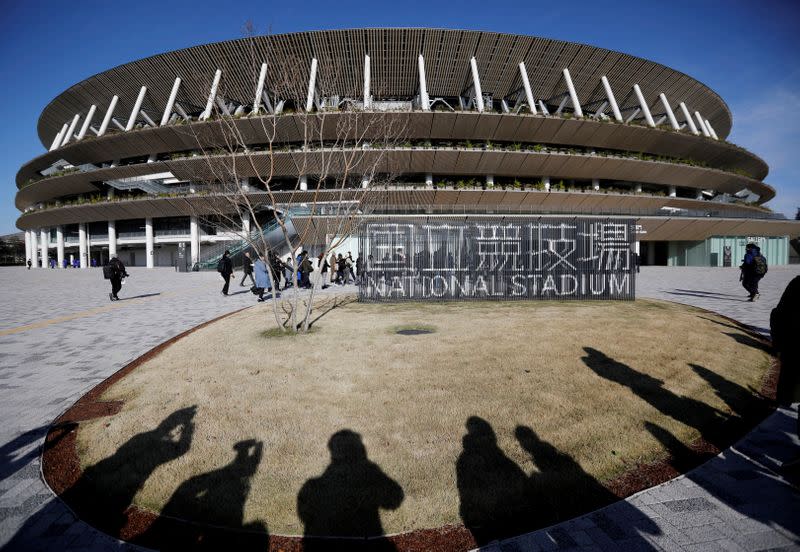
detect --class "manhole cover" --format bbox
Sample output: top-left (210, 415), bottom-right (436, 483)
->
top-left (396, 329), bottom-right (433, 335)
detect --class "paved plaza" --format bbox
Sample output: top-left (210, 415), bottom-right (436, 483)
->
top-left (0, 265), bottom-right (798, 551)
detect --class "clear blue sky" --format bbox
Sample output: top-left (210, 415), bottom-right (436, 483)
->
top-left (1, 0), bottom-right (798, 234)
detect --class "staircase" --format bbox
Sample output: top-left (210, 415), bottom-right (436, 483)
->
top-left (195, 216), bottom-right (297, 271)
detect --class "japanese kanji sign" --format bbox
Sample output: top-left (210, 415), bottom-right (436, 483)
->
top-left (358, 217), bottom-right (636, 301)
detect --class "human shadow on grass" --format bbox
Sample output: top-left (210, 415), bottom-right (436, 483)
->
top-left (3, 406), bottom-right (197, 551)
top-left (723, 332), bottom-right (772, 354)
top-left (697, 315), bottom-right (769, 336)
top-left (456, 416), bottom-right (660, 546)
top-left (582, 348), bottom-right (771, 454)
top-left (135, 439), bottom-right (269, 551)
top-left (60, 406), bottom-right (197, 535)
top-left (298, 429), bottom-right (404, 551)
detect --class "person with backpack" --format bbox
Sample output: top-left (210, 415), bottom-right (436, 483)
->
top-left (299, 250), bottom-right (314, 288)
top-left (105, 256), bottom-right (129, 301)
top-left (740, 243), bottom-right (768, 301)
top-left (217, 250), bottom-right (234, 295)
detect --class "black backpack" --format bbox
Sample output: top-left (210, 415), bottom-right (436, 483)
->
top-left (102, 265), bottom-right (114, 280)
top-left (753, 255), bottom-right (768, 276)
top-left (217, 258), bottom-right (225, 273)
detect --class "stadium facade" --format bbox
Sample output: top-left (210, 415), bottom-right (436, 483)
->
top-left (15, 29), bottom-right (799, 269)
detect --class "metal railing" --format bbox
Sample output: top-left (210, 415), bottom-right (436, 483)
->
top-left (194, 215), bottom-right (298, 271)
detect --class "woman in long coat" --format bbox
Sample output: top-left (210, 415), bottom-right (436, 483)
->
top-left (253, 255), bottom-right (273, 301)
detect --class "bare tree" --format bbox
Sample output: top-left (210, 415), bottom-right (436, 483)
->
top-left (175, 31), bottom-right (406, 332)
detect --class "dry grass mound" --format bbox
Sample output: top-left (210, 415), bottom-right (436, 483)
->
top-left (75, 298), bottom-right (771, 540)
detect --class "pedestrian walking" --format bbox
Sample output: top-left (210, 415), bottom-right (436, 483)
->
top-left (355, 254), bottom-right (364, 285)
top-left (240, 251), bottom-right (255, 287)
top-left (346, 252), bottom-right (356, 283)
top-left (253, 254), bottom-right (279, 301)
top-left (26, 259), bottom-right (31, 269)
top-left (329, 252), bottom-right (337, 284)
top-left (300, 251), bottom-right (314, 288)
top-left (336, 253), bottom-right (347, 284)
top-left (319, 253), bottom-right (330, 289)
top-left (105, 256), bottom-right (129, 301)
top-left (739, 243), bottom-right (768, 301)
top-left (218, 250), bottom-right (234, 295)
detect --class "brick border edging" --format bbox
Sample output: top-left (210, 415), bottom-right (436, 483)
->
top-left (39, 302), bottom-right (781, 551)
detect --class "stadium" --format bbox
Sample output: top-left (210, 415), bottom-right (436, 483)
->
top-left (15, 28), bottom-right (800, 271)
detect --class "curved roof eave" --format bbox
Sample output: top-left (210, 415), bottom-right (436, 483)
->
top-left (36, 28), bottom-right (733, 147)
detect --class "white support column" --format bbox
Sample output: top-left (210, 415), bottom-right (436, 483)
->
top-left (253, 63), bottom-right (268, 114)
top-left (633, 84), bottom-right (655, 127)
top-left (543, 176), bottom-right (551, 192)
top-left (363, 54), bottom-right (371, 109)
top-left (705, 119), bottom-right (719, 140)
top-left (361, 175), bottom-right (370, 189)
top-left (200, 70), bottom-right (222, 121)
top-left (305, 58), bottom-right (318, 113)
top-left (592, 178), bottom-right (600, 191)
top-left (679, 102), bottom-right (699, 135)
top-left (160, 77), bottom-right (182, 126)
top-left (486, 175), bottom-right (494, 188)
top-left (418, 54), bottom-right (430, 111)
top-left (40, 229), bottom-right (49, 268)
top-left (300, 175), bottom-right (308, 191)
top-left (126, 86), bottom-right (147, 131)
top-left (242, 211), bottom-right (251, 235)
top-left (659, 93), bottom-right (680, 130)
top-left (601, 76), bottom-right (623, 122)
top-left (78, 223), bottom-right (87, 268)
top-left (24, 230), bottom-right (31, 265)
top-left (98, 95), bottom-right (119, 137)
top-left (56, 226), bottom-right (65, 268)
top-left (30, 230), bottom-right (39, 268)
top-left (76, 105), bottom-right (96, 140)
top-left (538, 100), bottom-right (550, 115)
top-left (49, 127), bottom-right (65, 151)
top-left (145, 218), bottom-right (154, 269)
top-left (634, 183), bottom-right (643, 193)
top-left (51, 123), bottom-right (68, 150)
top-left (190, 216), bottom-right (199, 266)
top-left (470, 57), bottom-right (484, 112)
top-left (562, 68), bottom-right (583, 118)
top-left (668, 185), bottom-right (677, 197)
top-left (695, 112), bottom-right (711, 137)
top-left (425, 173), bottom-right (433, 188)
top-left (519, 62), bottom-right (536, 114)
top-left (61, 114), bottom-right (81, 146)
top-left (625, 108), bottom-right (641, 124)
top-left (696, 189), bottom-right (704, 200)
top-left (108, 220), bottom-right (117, 258)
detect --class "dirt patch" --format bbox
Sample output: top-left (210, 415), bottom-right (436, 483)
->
top-left (43, 299), bottom-right (778, 550)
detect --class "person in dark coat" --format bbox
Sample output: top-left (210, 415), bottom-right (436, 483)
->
top-left (108, 256), bottom-right (129, 301)
top-left (740, 243), bottom-right (766, 301)
top-left (253, 254), bottom-right (278, 301)
top-left (240, 251), bottom-right (255, 287)
top-left (772, 276), bottom-right (800, 454)
top-left (219, 250), bottom-right (234, 295)
top-left (26, 259), bottom-right (31, 270)
top-left (299, 251), bottom-right (314, 288)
